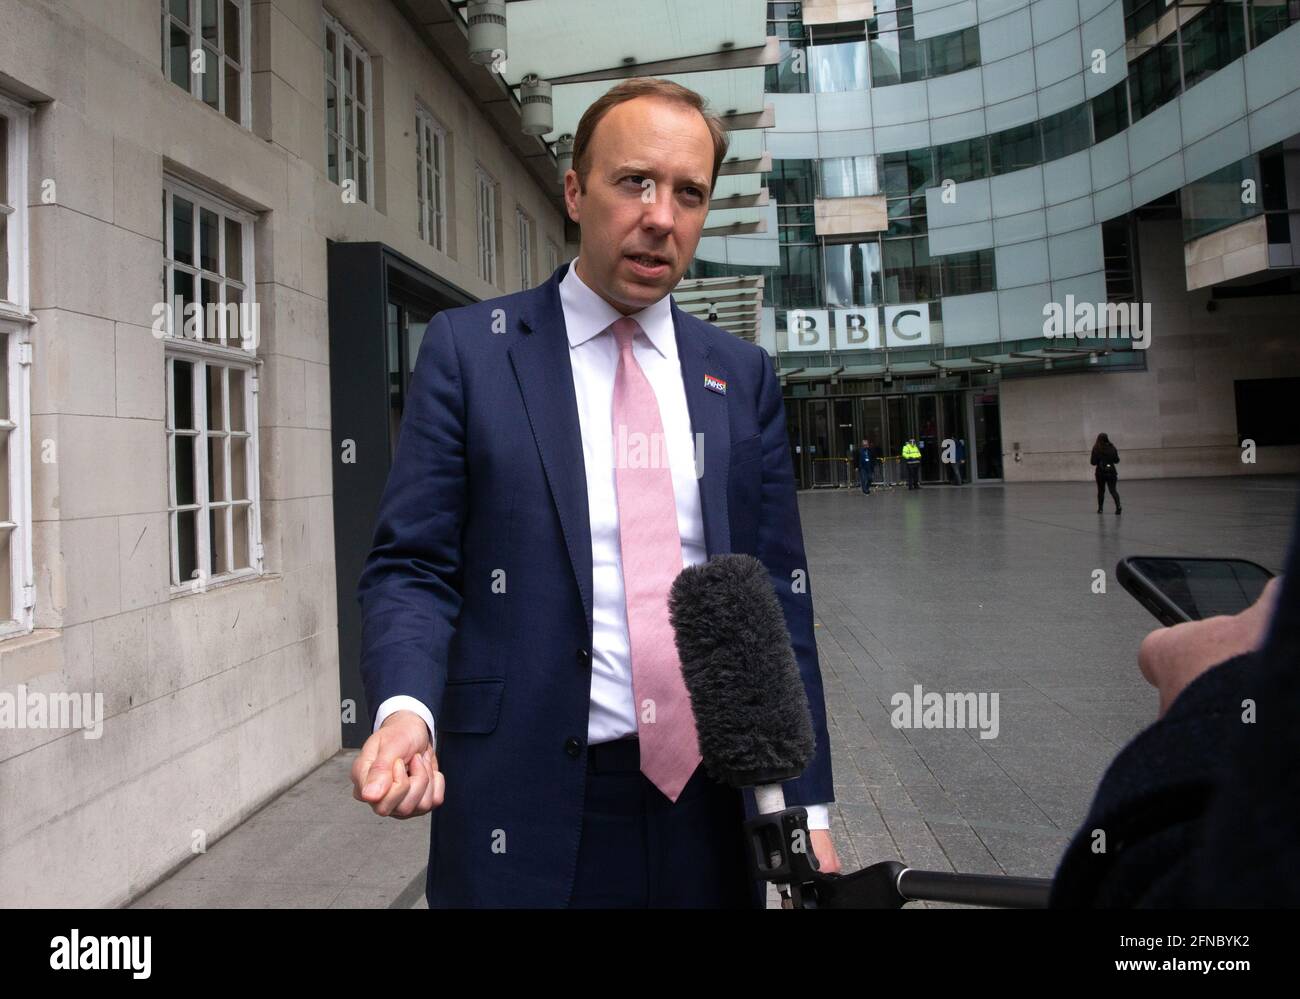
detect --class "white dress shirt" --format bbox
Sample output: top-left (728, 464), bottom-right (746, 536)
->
top-left (375, 257), bottom-right (829, 830)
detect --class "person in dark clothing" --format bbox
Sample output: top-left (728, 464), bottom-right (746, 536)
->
top-left (1090, 432), bottom-right (1121, 514)
top-left (1051, 494), bottom-right (1299, 906)
top-left (857, 438), bottom-right (874, 495)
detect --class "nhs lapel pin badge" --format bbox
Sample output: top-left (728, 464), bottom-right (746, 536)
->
top-left (704, 373), bottom-right (727, 396)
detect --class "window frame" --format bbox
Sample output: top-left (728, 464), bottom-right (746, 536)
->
top-left (161, 176), bottom-right (264, 596)
top-left (323, 11), bottom-right (374, 203)
top-left (476, 165), bottom-right (498, 286)
top-left (516, 207), bottom-right (533, 289)
top-left (160, 0), bottom-right (252, 127)
top-left (0, 93), bottom-right (34, 639)
top-left (414, 102), bottom-right (447, 252)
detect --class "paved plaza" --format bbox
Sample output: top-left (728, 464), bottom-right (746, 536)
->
top-left (131, 475), bottom-right (1299, 908)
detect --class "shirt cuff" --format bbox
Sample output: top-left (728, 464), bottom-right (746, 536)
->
top-left (374, 695), bottom-right (436, 750)
top-left (804, 803), bottom-right (831, 830)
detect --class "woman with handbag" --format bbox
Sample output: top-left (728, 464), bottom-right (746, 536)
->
top-left (1090, 432), bottom-right (1122, 514)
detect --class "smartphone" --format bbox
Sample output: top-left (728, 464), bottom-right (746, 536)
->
top-left (1117, 557), bottom-right (1274, 627)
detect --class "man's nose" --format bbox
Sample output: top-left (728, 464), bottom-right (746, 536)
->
top-left (640, 187), bottom-right (675, 232)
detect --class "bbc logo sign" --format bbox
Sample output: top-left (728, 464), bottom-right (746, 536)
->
top-left (783, 305), bottom-right (932, 352)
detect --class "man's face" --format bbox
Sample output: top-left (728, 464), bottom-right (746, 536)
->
top-left (563, 96), bottom-right (715, 315)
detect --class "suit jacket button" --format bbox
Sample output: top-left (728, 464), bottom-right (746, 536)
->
top-left (564, 737), bottom-right (583, 757)
top-left (576, 648), bottom-right (590, 666)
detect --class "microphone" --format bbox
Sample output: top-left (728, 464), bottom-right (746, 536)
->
top-left (667, 553), bottom-right (815, 816)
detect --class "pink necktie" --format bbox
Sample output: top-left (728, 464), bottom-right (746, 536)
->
top-left (609, 316), bottom-right (701, 802)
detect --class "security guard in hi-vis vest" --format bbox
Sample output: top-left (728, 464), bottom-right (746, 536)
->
top-left (902, 439), bottom-right (922, 490)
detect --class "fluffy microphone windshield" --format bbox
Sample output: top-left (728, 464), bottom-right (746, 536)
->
top-left (668, 553), bottom-right (816, 788)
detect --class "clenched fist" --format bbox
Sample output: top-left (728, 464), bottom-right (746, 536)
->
top-left (351, 710), bottom-right (445, 818)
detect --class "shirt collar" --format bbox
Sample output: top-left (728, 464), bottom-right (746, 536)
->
top-left (559, 255), bottom-right (676, 358)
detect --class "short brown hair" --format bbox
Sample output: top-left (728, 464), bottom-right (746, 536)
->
top-left (570, 77), bottom-right (730, 196)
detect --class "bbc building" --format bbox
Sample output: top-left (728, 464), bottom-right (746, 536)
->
top-left (0, 0), bottom-right (1296, 906)
top-left (689, 0), bottom-right (1300, 487)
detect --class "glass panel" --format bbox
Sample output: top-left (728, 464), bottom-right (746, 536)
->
top-left (223, 0), bottom-right (241, 62)
top-left (207, 364), bottom-right (225, 429)
top-left (940, 249), bottom-right (996, 295)
top-left (769, 159), bottom-right (816, 204)
top-left (0, 429), bottom-right (10, 523)
top-left (199, 207), bottom-right (219, 271)
top-left (926, 26), bottom-right (979, 77)
top-left (230, 436), bottom-right (248, 498)
top-left (173, 270), bottom-right (195, 336)
top-left (824, 239), bottom-right (882, 306)
top-left (820, 156), bottom-right (880, 198)
top-left (0, 342), bottom-right (8, 417)
top-left (228, 368), bottom-right (246, 431)
top-left (0, 214), bottom-right (8, 301)
top-left (224, 61), bottom-right (241, 123)
top-left (174, 434), bottom-right (196, 506)
top-left (989, 121), bottom-right (1042, 175)
top-left (172, 360), bottom-right (194, 429)
top-left (344, 95), bottom-right (354, 143)
top-left (201, 45), bottom-right (219, 106)
top-left (226, 285), bottom-right (244, 345)
top-left (172, 195), bottom-right (195, 264)
top-left (177, 509), bottom-right (198, 583)
top-left (1041, 104), bottom-right (1091, 161)
top-left (201, 0), bottom-right (218, 44)
top-left (1091, 82), bottom-right (1129, 143)
top-left (232, 503), bottom-right (250, 567)
top-left (200, 278), bottom-right (219, 340)
top-left (325, 81), bottom-right (337, 133)
top-left (208, 435), bottom-right (228, 501)
top-left (935, 137), bottom-right (989, 184)
top-left (209, 507), bottom-right (231, 574)
top-left (357, 105), bottom-right (367, 154)
top-left (169, 0), bottom-right (190, 20)
top-left (325, 25), bottom-right (336, 78)
top-left (169, 23), bottom-right (191, 89)
top-left (0, 529), bottom-right (10, 620)
top-left (882, 237), bottom-right (936, 302)
top-left (343, 46), bottom-right (353, 95)
top-left (357, 154), bottom-right (368, 202)
top-left (810, 40), bottom-right (869, 92)
top-left (224, 217), bottom-right (242, 280)
top-left (327, 135), bottom-right (338, 184)
top-left (355, 55), bottom-right (366, 104)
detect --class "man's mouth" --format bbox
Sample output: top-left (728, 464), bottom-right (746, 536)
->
top-left (626, 253), bottom-right (670, 268)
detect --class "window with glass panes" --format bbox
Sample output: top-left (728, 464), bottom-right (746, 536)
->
top-left (162, 179), bottom-right (262, 590)
top-left (324, 13), bottom-right (373, 202)
top-left (0, 96), bottom-right (33, 637)
top-left (161, 0), bottom-right (249, 126)
top-left (546, 238), bottom-right (560, 277)
top-left (517, 209), bottom-right (533, 289)
top-left (162, 183), bottom-right (254, 346)
top-left (476, 166), bottom-right (498, 285)
top-left (766, 2), bottom-right (809, 94)
top-left (415, 104), bottom-right (446, 251)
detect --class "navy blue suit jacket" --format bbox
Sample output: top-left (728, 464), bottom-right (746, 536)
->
top-left (356, 260), bottom-right (834, 907)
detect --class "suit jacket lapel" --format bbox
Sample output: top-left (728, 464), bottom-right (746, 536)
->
top-left (671, 300), bottom-right (732, 557)
top-left (509, 263), bottom-right (594, 633)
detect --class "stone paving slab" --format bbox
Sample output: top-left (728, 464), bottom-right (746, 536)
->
top-left (130, 476), bottom-right (1298, 908)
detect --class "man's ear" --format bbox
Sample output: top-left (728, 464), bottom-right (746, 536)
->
top-left (563, 169), bottom-right (580, 223)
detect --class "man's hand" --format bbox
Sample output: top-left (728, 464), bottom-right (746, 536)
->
top-left (1138, 577), bottom-right (1282, 718)
top-left (350, 710), bottom-right (444, 818)
top-left (810, 828), bottom-right (841, 874)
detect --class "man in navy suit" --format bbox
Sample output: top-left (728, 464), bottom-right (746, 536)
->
top-left (350, 78), bottom-right (837, 907)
